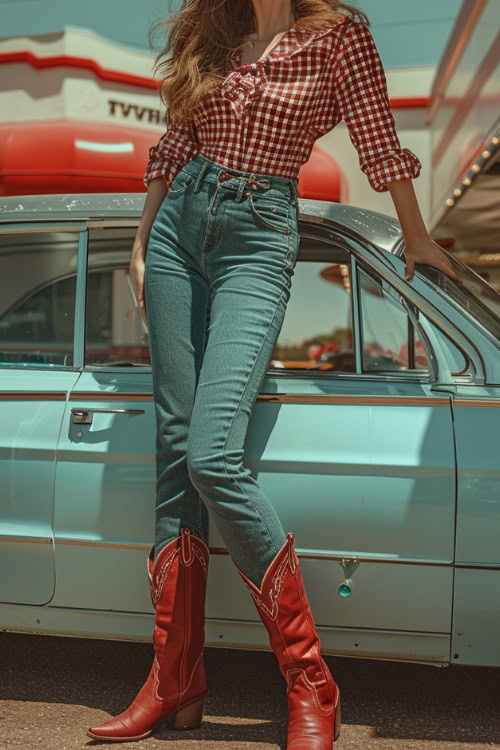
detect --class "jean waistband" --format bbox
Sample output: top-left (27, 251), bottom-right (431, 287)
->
top-left (182, 153), bottom-right (298, 203)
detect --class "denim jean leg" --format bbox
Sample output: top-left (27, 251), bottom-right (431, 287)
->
top-left (144, 195), bottom-right (210, 559)
top-left (185, 187), bottom-right (296, 588)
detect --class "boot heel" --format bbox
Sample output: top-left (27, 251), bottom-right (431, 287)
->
top-left (334, 691), bottom-right (341, 743)
top-left (165, 693), bottom-right (206, 730)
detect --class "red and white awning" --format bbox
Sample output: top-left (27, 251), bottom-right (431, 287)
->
top-left (0, 120), bottom-right (346, 200)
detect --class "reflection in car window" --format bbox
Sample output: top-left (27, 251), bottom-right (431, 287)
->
top-left (0, 232), bottom-right (78, 367)
top-left (270, 247), bottom-right (354, 372)
top-left (86, 228), bottom-right (149, 367)
top-left (358, 265), bottom-right (429, 374)
top-left (426, 319), bottom-right (468, 376)
top-left (416, 254), bottom-right (500, 341)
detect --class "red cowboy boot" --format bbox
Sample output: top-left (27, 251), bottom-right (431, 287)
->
top-left (87, 527), bottom-right (209, 742)
top-left (233, 532), bottom-right (341, 749)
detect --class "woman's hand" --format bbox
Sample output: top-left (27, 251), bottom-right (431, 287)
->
top-left (130, 243), bottom-right (147, 326)
top-left (404, 236), bottom-right (463, 284)
top-left (385, 180), bottom-right (463, 285)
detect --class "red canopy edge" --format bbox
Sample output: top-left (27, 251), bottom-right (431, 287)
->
top-left (0, 120), bottom-right (345, 201)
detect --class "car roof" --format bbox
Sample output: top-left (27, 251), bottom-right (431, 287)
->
top-left (0, 192), bottom-right (403, 254)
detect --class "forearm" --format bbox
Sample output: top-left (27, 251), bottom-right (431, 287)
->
top-left (386, 178), bottom-right (429, 246)
top-left (133, 176), bottom-right (169, 257)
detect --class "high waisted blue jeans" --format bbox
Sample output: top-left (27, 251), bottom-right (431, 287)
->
top-left (144, 153), bottom-right (300, 588)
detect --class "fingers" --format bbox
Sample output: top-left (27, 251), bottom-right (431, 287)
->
top-left (436, 257), bottom-right (463, 284)
top-left (405, 254), bottom-right (463, 284)
top-left (405, 256), bottom-right (415, 281)
top-left (430, 241), bottom-right (463, 284)
top-left (137, 290), bottom-right (147, 325)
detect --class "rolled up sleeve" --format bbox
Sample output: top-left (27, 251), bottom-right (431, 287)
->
top-left (143, 110), bottom-right (200, 190)
top-left (333, 21), bottom-right (422, 193)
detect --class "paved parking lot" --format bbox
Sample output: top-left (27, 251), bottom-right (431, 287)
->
top-left (0, 631), bottom-right (498, 749)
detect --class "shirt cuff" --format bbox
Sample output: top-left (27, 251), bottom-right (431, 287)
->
top-left (366, 147), bottom-right (422, 193)
top-left (143, 148), bottom-right (179, 191)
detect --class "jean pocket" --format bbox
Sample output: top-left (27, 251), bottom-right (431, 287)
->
top-left (168, 172), bottom-right (194, 195)
top-left (248, 193), bottom-right (291, 235)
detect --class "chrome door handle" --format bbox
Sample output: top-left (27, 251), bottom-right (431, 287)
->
top-left (71, 407), bottom-right (145, 425)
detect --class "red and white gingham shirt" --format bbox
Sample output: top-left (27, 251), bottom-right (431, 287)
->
top-left (144, 18), bottom-right (422, 194)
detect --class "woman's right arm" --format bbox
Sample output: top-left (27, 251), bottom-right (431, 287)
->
top-left (134, 175), bottom-right (169, 258)
top-left (131, 111), bottom-right (201, 324)
top-left (130, 176), bottom-right (169, 325)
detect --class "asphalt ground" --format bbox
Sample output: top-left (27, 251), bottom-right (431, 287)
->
top-left (0, 632), bottom-right (499, 749)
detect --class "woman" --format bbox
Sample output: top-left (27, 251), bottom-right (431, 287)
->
top-left (87, 0), bottom-right (462, 746)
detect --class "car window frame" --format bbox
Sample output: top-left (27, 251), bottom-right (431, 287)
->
top-left (75, 219), bottom-right (486, 387)
top-left (354, 259), bottom-right (434, 380)
top-left (278, 224), bottom-right (445, 385)
top-left (300, 220), bottom-right (488, 387)
top-left (0, 223), bottom-right (87, 372)
top-left (82, 223), bottom-right (150, 373)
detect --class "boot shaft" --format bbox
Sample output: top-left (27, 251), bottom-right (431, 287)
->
top-left (150, 528), bottom-right (209, 702)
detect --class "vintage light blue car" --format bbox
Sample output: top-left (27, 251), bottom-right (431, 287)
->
top-left (1, 192), bottom-right (499, 669)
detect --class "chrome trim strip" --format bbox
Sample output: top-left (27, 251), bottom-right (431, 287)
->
top-left (6, 537), bottom-right (496, 569)
top-left (0, 536), bottom-right (52, 544)
top-left (454, 399), bottom-right (500, 407)
top-left (54, 539), bottom-right (149, 551)
top-left (69, 392), bottom-right (152, 402)
top-left (72, 229), bottom-right (88, 369)
top-left (207, 547), bottom-right (454, 566)
top-left (0, 392), bottom-right (66, 401)
top-left (257, 394), bottom-right (450, 405)
top-left (0, 225), bottom-right (86, 234)
top-left (67, 392), bottom-right (450, 406)
top-left (0, 392), bottom-right (451, 406)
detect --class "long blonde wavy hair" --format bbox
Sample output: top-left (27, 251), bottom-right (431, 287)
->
top-left (148, 0), bottom-right (369, 121)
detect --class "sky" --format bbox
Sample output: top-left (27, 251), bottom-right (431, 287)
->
top-left (3, 0), bottom-right (463, 67)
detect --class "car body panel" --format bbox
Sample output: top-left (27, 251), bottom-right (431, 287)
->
top-left (0, 369), bottom-right (80, 604)
top-left (1, 193), bottom-right (499, 668)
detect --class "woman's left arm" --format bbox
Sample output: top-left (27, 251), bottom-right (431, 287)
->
top-left (333, 20), bottom-right (462, 284)
top-left (387, 178), bottom-right (462, 283)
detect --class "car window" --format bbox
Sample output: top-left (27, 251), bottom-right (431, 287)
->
top-left (86, 229), bottom-right (356, 373)
top-left (358, 264), bottom-right (429, 374)
top-left (269, 244), bottom-right (355, 372)
top-left (0, 231), bottom-right (79, 367)
top-left (426, 319), bottom-right (469, 375)
top-left (415, 255), bottom-right (500, 342)
top-left (85, 228), bottom-right (149, 367)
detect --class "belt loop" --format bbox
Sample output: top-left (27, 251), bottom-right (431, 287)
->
top-left (236, 175), bottom-right (250, 202)
top-left (193, 159), bottom-right (210, 193)
top-left (289, 180), bottom-right (297, 205)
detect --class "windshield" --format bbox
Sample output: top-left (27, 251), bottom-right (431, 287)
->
top-left (415, 252), bottom-right (500, 342)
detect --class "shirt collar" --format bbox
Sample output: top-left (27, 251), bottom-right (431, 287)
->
top-left (229, 18), bottom-right (349, 71)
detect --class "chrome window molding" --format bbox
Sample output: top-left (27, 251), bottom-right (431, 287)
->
top-left (392, 235), bottom-right (500, 352)
top-left (0, 224), bottom-right (87, 234)
top-left (312, 225), bottom-right (486, 385)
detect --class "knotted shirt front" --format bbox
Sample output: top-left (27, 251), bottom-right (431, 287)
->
top-left (144, 18), bottom-right (422, 194)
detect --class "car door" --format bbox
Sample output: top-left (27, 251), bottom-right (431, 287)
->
top-left (0, 226), bottom-right (83, 605)
top-left (52, 225), bottom-right (156, 617)
top-left (206, 232), bottom-right (459, 664)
